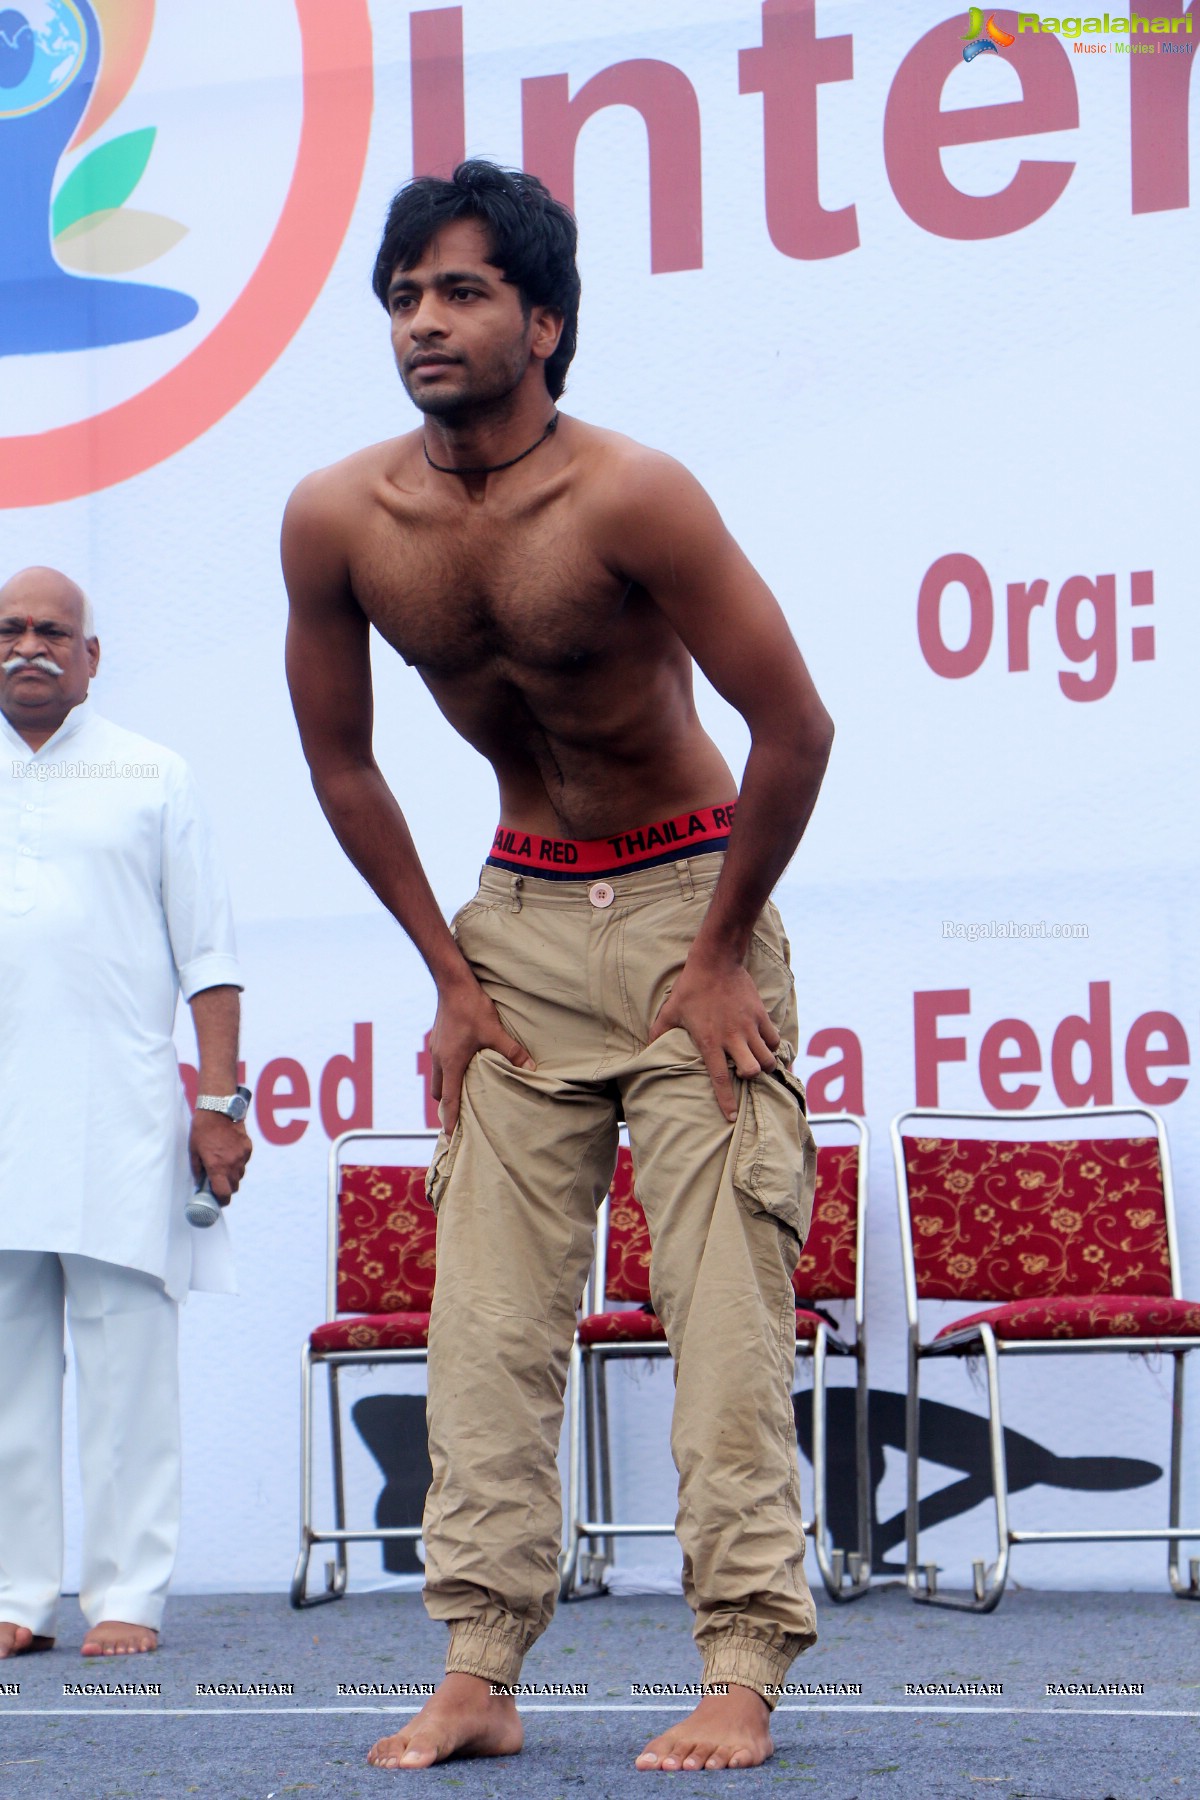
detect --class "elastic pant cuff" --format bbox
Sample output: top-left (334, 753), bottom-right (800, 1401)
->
top-left (701, 1628), bottom-right (813, 1712)
top-left (446, 1621), bottom-right (527, 1689)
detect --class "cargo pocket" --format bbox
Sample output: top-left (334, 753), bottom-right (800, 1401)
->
top-left (733, 1065), bottom-right (818, 1248)
top-left (424, 1120), bottom-right (463, 1215)
top-left (449, 897), bottom-right (496, 943)
top-left (449, 901), bottom-right (476, 939)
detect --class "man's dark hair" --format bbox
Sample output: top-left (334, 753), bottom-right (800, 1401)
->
top-left (372, 160), bottom-right (581, 402)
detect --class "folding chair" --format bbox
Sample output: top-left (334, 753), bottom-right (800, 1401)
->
top-left (561, 1114), bottom-right (871, 1602)
top-left (894, 1106), bottom-right (1200, 1611)
top-left (290, 1128), bottom-right (438, 1608)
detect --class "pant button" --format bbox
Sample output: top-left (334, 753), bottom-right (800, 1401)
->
top-left (588, 881), bottom-right (615, 909)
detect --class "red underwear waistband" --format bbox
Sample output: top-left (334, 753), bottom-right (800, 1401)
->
top-left (486, 801), bottom-right (737, 881)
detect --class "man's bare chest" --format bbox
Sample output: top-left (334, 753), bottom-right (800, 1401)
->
top-left (351, 502), bottom-right (628, 679)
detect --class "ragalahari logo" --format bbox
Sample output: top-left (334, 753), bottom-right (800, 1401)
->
top-left (0, 0), bottom-right (373, 507)
top-left (962, 8), bottom-right (1017, 57)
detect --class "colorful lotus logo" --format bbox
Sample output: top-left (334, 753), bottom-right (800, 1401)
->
top-left (0, 0), bottom-right (198, 354)
top-left (962, 8), bottom-right (1017, 58)
top-left (0, 0), bottom-right (373, 508)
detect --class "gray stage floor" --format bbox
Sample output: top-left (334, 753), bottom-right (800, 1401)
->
top-left (2, 1587), bottom-right (1197, 1800)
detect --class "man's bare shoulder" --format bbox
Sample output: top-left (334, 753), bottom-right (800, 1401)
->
top-left (285, 433), bottom-right (423, 528)
top-left (282, 437), bottom-right (425, 603)
top-left (567, 418), bottom-right (695, 491)
top-left (564, 418), bottom-right (718, 549)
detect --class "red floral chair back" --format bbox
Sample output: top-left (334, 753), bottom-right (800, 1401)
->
top-left (603, 1144), bottom-right (860, 1305)
top-left (794, 1144), bottom-right (860, 1301)
top-left (902, 1135), bottom-right (1172, 1303)
top-left (336, 1165), bottom-right (437, 1315)
top-left (603, 1149), bottom-right (652, 1303)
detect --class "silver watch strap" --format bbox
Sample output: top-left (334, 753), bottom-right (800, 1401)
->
top-left (195, 1086), bottom-right (250, 1120)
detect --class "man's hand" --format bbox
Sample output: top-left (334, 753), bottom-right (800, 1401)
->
top-left (649, 951), bottom-right (780, 1123)
top-left (431, 971), bottom-right (535, 1136)
top-left (189, 1113), bottom-right (252, 1205)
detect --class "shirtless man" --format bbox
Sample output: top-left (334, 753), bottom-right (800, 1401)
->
top-left (283, 160), bottom-right (834, 1774)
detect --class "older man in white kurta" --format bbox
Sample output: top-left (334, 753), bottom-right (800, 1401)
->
top-left (0, 567), bottom-right (250, 1659)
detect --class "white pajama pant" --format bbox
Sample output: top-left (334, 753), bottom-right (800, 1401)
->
top-left (0, 1251), bottom-right (180, 1636)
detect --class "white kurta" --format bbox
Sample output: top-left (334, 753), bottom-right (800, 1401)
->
top-left (0, 701), bottom-right (242, 1299)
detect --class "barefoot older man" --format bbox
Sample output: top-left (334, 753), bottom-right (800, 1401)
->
top-left (284, 161), bottom-right (833, 1774)
top-left (0, 567), bottom-right (251, 1660)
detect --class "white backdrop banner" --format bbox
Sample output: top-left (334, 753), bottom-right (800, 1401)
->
top-left (2, 0), bottom-right (1195, 1596)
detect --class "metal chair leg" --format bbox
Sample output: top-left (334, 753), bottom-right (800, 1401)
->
top-left (1167, 1350), bottom-right (1200, 1599)
top-left (289, 1342), bottom-right (315, 1607)
top-left (582, 1346), bottom-right (604, 1587)
top-left (325, 1363), bottom-right (349, 1597)
top-left (595, 1353), bottom-right (616, 1577)
top-left (569, 1347), bottom-right (618, 1593)
top-left (562, 1345), bottom-right (610, 1599)
top-left (904, 1334), bottom-right (923, 1598)
top-left (975, 1327), bottom-right (1012, 1609)
top-left (810, 1331), bottom-right (871, 1603)
top-left (911, 1327), bottom-right (1010, 1612)
top-left (290, 1347), bottom-right (347, 1608)
top-left (810, 1330), bottom-right (838, 1599)
top-left (854, 1340), bottom-right (872, 1590)
top-left (559, 1337), bottom-right (585, 1597)
top-left (583, 1347), bottom-right (598, 1529)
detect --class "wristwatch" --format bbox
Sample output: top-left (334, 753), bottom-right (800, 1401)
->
top-left (195, 1084), bottom-right (252, 1122)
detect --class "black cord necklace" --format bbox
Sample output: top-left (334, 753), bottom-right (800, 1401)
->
top-left (423, 411), bottom-right (559, 477)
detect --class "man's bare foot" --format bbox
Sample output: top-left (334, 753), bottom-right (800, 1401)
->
top-left (367, 1672), bottom-right (524, 1770)
top-left (0, 1623), bottom-right (54, 1658)
top-left (636, 1686), bottom-right (774, 1772)
top-left (81, 1622), bottom-right (158, 1656)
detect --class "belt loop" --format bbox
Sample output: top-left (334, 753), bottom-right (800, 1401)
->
top-left (676, 858), bottom-right (695, 901)
top-left (509, 873), bottom-right (524, 914)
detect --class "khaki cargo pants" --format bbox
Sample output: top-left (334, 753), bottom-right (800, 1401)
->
top-left (422, 853), bottom-right (818, 1701)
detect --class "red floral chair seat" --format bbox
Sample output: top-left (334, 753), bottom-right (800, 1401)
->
top-left (934, 1294), bottom-right (1200, 1347)
top-left (576, 1305), bottom-right (836, 1346)
top-left (310, 1311), bottom-right (431, 1352)
top-left (578, 1308), bottom-right (667, 1345)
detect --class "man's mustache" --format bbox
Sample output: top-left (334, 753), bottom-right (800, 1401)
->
top-left (2, 654), bottom-right (64, 677)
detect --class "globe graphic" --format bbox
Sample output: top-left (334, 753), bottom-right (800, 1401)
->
top-left (1, 0), bottom-right (198, 355)
top-left (0, 0), bottom-right (86, 121)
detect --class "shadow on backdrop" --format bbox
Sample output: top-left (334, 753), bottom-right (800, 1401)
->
top-left (795, 1387), bottom-right (1162, 1576)
top-left (349, 1384), bottom-right (1161, 1582)
top-left (352, 1393), bottom-right (433, 1576)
